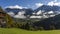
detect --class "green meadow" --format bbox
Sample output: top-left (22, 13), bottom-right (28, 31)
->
top-left (0, 28), bottom-right (60, 34)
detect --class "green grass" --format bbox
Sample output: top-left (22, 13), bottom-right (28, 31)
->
top-left (0, 28), bottom-right (60, 34)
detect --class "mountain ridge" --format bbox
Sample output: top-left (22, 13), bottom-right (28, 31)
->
top-left (5, 5), bottom-right (60, 19)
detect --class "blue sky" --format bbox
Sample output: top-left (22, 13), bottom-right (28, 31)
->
top-left (0, 0), bottom-right (60, 9)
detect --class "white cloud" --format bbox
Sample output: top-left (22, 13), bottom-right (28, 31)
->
top-left (5, 5), bottom-right (28, 9)
top-left (14, 11), bottom-right (26, 18)
top-left (7, 11), bottom-right (26, 18)
top-left (47, 0), bottom-right (60, 6)
top-left (35, 3), bottom-right (43, 7)
top-left (30, 16), bottom-right (42, 18)
top-left (18, 11), bottom-right (25, 15)
top-left (6, 5), bottom-right (27, 18)
top-left (7, 12), bottom-right (15, 16)
top-left (14, 15), bottom-right (26, 18)
top-left (47, 1), bottom-right (54, 6)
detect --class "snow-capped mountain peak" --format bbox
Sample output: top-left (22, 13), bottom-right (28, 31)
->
top-left (5, 5), bottom-right (60, 19)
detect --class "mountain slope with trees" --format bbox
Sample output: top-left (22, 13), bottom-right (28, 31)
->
top-left (0, 7), bottom-right (14, 28)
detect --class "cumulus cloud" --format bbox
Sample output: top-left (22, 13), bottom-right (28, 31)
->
top-left (47, 0), bottom-right (60, 6)
top-left (5, 5), bottom-right (28, 9)
top-left (35, 3), bottom-right (43, 7)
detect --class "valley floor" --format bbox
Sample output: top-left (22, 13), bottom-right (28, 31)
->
top-left (0, 28), bottom-right (60, 34)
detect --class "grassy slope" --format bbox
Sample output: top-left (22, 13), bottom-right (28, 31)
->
top-left (0, 28), bottom-right (59, 34)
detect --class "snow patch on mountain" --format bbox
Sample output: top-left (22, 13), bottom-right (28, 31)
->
top-left (14, 11), bottom-right (26, 18)
top-left (48, 11), bottom-right (54, 14)
top-left (36, 10), bottom-right (42, 15)
top-left (5, 3), bottom-right (60, 19)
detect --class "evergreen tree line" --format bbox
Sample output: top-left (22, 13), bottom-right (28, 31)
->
top-left (1, 19), bottom-right (60, 31)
